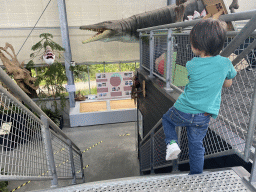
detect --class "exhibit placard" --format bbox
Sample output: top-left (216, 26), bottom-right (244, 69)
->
top-left (96, 72), bottom-right (133, 99)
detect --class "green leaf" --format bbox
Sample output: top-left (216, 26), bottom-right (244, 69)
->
top-left (43, 41), bottom-right (51, 49)
top-left (31, 42), bottom-right (42, 51)
top-left (39, 33), bottom-right (53, 39)
top-left (30, 53), bottom-right (35, 58)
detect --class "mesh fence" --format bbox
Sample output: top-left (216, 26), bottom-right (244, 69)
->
top-left (141, 35), bottom-right (150, 71)
top-left (0, 89), bottom-right (50, 179)
top-left (153, 128), bottom-right (172, 169)
top-left (168, 34), bottom-right (256, 161)
top-left (140, 31), bottom-right (256, 168)
top-left (140, 139), bottom-right (151, 172)
top-left (0, 86), bottom-right (82, 182)
top-left (153, 33), bottom-right (168, 78)
top-left (73, 148), bottom-right (83, 178)
top-left (50, 132), bottom-right (73, 179)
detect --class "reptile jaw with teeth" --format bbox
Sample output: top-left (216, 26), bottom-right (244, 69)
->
top-left (82, 29), bottom-right (113, 44)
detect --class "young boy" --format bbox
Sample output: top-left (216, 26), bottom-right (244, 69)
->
top-left (163, 18), bottom-right (237, 175)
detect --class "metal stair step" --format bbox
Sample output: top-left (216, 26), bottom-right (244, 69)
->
top-left (34, 167), bottom-right (254, 192)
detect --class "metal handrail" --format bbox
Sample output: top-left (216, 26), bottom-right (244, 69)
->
top-left (0, 65), bottom-right (81, 153)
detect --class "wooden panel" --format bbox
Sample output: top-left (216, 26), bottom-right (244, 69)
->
top-left (80, 101), bottom-right (107, 113)
top-left (110, 99), bottom-right (136, 110)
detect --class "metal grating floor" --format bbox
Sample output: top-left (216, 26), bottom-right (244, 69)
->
top-left (39, 168), bottom-right (253, 192)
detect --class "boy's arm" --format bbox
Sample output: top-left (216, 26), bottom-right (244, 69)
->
top-left (223, 79), bottom-right (232, 88)
top-left (224, 59), bottom-right (237, 88)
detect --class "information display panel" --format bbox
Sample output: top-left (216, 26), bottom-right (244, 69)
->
top-left (96, 72), bottom-right (133, 99)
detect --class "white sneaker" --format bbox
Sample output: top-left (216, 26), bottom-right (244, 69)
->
top-left (166, 142), bottom-right (181, 161)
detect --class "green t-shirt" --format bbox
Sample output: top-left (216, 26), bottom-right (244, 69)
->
top-left (174, 55), bottom-right (237, 119)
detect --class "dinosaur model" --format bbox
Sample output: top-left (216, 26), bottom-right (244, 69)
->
top-left (0, 43), bottom-right (38, 98)
top-left (80, 0), bottom-right (239, 44)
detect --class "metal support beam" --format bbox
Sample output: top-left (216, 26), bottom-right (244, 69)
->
top-left (80, 153), bottom-right (85, 183)
top-left (57, 0), bottom-right (75, 108)
top-left (149, 31), bottom-right (154, 78)
top-left (244, 80), bottom-right (256, 161)
top-left (165, 28), bottom-right (174, 92)
top-left (41, 115), bottom-right (58, 188)
top-left (221, 13), bottom-right (256, 57)
top-left (150, 132), bottom-right (155, 174)
top-left (249, 148), bottom-right (256, 185)
top-left (139, 32), bottom-right (143, 71)
top-left (231, 39), bottom-right (256, 66)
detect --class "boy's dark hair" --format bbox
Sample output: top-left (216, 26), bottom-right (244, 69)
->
top-left (190, 19), bottom-right (227, 56)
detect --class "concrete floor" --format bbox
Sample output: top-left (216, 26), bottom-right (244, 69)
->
top-left (7, 122), bottom-right (140, 192)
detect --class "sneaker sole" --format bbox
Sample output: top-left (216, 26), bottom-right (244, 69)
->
top-left (166, 149), bottom-right (181, 161)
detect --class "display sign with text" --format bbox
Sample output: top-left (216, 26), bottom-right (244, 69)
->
top-left (96, 72), bottom-right (133, 99)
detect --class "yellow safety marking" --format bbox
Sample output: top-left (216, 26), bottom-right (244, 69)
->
top-left (82, 141), bottom-right (103, 153)
top-left (76, 165), bottom-right (89, 173)
top-left (54, 148), bottom-right (65, 155)
top-left (119, 133), bottom-right (130, 136)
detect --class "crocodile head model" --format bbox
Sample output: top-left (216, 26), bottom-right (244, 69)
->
top-left (80, 0), bottom-right (239, 44)
top-left (80, 0), bottom-right (204, 43)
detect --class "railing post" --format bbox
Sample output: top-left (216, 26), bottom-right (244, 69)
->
top-left (165, 28), bottom-right (174, 92)
top-left (80, 153), bottom-right (85, 183)
top-left (41, 115), bottom-right (58, 188)
top-left (244, 80), bottom-right (256, 161)
top-left (139, 143), bottom-right (143, 176)
top-left (67, 139), bottom-right (76, 184)
top-left (149, 31), bottom-right (154, 78)
top-left (150, 132), bottom-right (155, 174)
top-left (139, 32), bottom-right (143, 71)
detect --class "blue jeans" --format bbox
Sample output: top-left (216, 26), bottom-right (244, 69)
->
top-left (162, 107), bottom-right (211, 175)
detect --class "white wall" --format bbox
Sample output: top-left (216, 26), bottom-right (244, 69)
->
top-left (0, 0), bottom-right (167, 64)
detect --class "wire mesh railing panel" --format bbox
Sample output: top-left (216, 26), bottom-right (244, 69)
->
top-left (153, 127), bottom-right (172, 169)
top-left (50, 132), bottom-right (72, 179)
top-left (141, 35), bottom-right (150, 71)
top-left (0, 92), bottom-right (50, 178)
top-left (178, 126), bottom-right (234, 163)
top-left (210, 36), bottom-right (256, 159)
top-left (73, 148), bottom-right (82, 179)
top-left (140, 139), bottom-right (151, 172)
top-left (153, 34), bottom-right (167, 78)
top-left (169, 34), bottom-right (256, 160)
top-left (172, 34), bottom-right (192, 88)
top-left (178, 127), bottom-right (189, 162)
